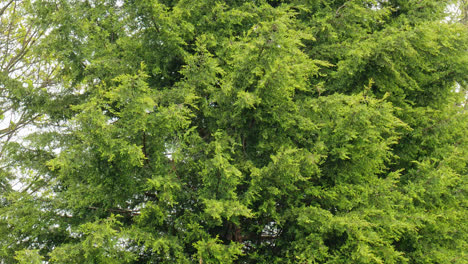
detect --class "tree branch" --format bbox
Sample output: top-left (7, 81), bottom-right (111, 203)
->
top-left (335, 1), bottom-right (351, 18)
top-left (0, 0), bottom-right (14, 17)
top-left (87, 206), bottom-right (141, 216)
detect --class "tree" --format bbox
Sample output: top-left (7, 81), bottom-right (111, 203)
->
top-left (0, 1), bottom-right (68, 262)
top-left (1, 0), bottom-right (467, 263)
top-left (0, 0), bottom-right (47, 183)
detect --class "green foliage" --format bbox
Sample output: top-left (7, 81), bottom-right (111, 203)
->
top-left (194, 237), bottom-right (244, 264)
top-left (49, 215), bottom-right (137, 263)
top-left (15, 249), bottom-right (44, 264)
top-left (1, 0), bottom-right (467, 263)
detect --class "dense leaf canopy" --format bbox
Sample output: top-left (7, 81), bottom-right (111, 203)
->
top-left (1, 0), bottom-right (467, 263)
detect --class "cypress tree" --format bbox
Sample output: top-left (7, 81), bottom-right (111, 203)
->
top-left (1, 0), bottom-right (467, 263)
